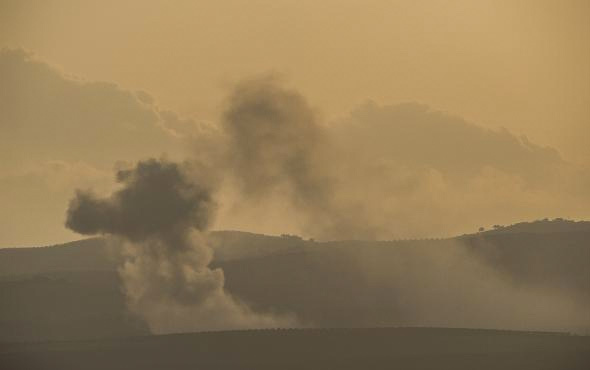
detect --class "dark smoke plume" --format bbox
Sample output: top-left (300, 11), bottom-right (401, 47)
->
top-left (223, 77), bottom-right (325, 198)
top-left (66, 159), bottom-right (214, 241)
top-left (222, 77), bottom-right (380, 240)
top-left (66, 158), bottom-right (295, 333)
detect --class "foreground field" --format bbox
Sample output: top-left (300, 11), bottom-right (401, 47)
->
top-left (1, 328), bottom-right (589, 370)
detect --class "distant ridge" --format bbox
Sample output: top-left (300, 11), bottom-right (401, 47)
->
top-left (1, 220), bottom-right (589, 343)
top-left (473, 219), bottom-right (590, 236)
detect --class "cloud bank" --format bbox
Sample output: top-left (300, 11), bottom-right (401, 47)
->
top-left (2, 48), bottom-right (590, 245)
top-left (0, 48), bottom-right (200, 245)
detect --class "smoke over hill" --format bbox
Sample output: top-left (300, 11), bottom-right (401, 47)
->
top-left (66, 159), bottom-right (295, 333)
top-left (2, 50), bottom-right (590, 245)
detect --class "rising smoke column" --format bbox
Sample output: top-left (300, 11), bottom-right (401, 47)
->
top-left (66, 158), bottom-right (295, 333)
top-left (222, 77), bottom-right (381, 240)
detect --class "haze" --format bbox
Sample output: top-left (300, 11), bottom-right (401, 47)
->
top-left (1, 0), bottom-right (589, 247)
top-left (2, 3), bottom-right (590, 368)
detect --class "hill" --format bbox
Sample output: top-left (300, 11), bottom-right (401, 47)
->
top-left (0, 220), bottom-right (589, 342)
top-left (476, 219), bottom-right (590, 235)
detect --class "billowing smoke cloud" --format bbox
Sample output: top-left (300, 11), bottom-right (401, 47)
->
top-left (221, 77), bottom-right (381, 239)
top-left (223, 77), bottom-right (324, 198)
top-left (56, 70), bottom-right (589, 335)
top-left (6, 48), bottom-right (590, 245)
top-left (66, 158), bottom-right (296, 333)
top-left (217, 80), bottom-right (590, 240)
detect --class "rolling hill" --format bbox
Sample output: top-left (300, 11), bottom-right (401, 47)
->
top-left (0, 220), bottom-right (589, 343)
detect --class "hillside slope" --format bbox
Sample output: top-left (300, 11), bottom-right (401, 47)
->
top-left (1, 221), bottom-right (589, 341)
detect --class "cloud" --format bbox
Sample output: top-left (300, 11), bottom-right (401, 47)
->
top-left (335, 101), bottom-right (565, 184)
top-left (319, 101), bottom-right (590, 238)
top-left (0, 48), bottom-right (203, 245)
top-left (3, 48), bottom-right (589, 245)
top-left (0, 49), bottom-right (176, 169)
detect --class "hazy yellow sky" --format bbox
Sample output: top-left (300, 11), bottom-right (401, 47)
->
top-left (1, 1), bottom-right (590, 247)
top-left (2, 0), bottom-right (588, 162)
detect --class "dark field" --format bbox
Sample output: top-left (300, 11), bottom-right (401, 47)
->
top-left (2, 328), bottom-right (590, 370)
